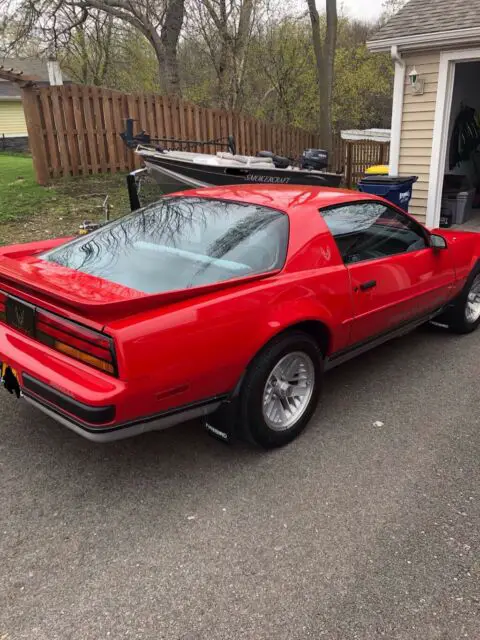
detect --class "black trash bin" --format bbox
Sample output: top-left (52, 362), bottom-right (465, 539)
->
top-left (357, 175), bottom-right (418, 212)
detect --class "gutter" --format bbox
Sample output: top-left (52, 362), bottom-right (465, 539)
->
top-left (367, 26), bottom-right (480, 52)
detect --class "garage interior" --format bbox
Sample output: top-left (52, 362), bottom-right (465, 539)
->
top-left (441, 60), bottom-right (480, 228)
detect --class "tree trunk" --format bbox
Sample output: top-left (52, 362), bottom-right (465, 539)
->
top-left (231, 0), bottom-right (254, 110)
top-left (307, 0), bottom-right (337, 154)
top-left (149, 31), bottom-right (168, 93)
top-left (149, 23), bottom-right (182, 97)
top-left (77, 24), bottom-right (89, 84)
top-left (322, 0), bottom-right (337, 154)
top-left (197, 0), bottom-right (255, 110)
top-left (162, 46), bottom-right (182, 97)
top-left (160, 0), bottom-right (185, 97)
top-left (98, 14), bottom-right (114, 85)
top-left (217, 37), bottom-right (233, 109)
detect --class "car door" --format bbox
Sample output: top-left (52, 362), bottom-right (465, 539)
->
top-left (321, 201), bottom-right (455, 344)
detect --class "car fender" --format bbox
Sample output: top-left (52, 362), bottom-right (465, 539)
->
top-left (450, 257), bottom-right (480, 305)
top-left (436, 229), bottom-right (480, 284)
top-left (229, 283), bottom-right (351, 396)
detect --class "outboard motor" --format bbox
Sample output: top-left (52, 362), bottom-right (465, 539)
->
top-left (300, 149), bottom-right (328, 171)
top-left (227, 135), bottom-right (237, 156)
top-left (120, 118), bottom-right (151, 149)
top-left (256, 150), bottom-right (290, 169)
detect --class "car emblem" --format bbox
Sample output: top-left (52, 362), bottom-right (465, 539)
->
top-left (15, 306), bottom-right (25, 327)
top-left (320, 247), bottom-right (332, 261)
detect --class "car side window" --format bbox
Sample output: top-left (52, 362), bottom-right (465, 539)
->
top-left (321, 202), bottom-right (428, 265)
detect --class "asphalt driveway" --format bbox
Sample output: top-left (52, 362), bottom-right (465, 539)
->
top-left (1, 326), bottom-right (479, 640)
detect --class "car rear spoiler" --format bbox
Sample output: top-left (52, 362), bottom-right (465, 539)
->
top-left (0, 252), bottom-right (279, 322)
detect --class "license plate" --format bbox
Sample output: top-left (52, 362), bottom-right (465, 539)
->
top-left (6, 296), bottom-right (35, 337)
top-left (1, 362), bottom-right (21, 398)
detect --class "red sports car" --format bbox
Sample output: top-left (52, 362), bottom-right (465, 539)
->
top-left (1, 185), bottom-right (479, 448)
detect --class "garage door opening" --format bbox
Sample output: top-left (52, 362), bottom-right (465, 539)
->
top-left (441, 60), bottom-right (480, 229)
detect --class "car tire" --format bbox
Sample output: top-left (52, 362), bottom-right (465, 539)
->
top-left (446, 267), bottom-right (480, 334)
top-left (238, 332), bottom-right (323, 449)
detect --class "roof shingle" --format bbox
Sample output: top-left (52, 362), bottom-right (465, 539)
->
top-left (0, 80), bottom-right (22, 98)
top-left (370, 0), bottom-right (480, 42)
top-left (0, 57), bottom-right (70, 82)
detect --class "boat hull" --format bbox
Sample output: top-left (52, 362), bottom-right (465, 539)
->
top-left (142, 153), bottom-right (343, 193)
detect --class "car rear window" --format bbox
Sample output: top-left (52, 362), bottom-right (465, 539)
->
top-left (42, 197), bottom-right (289, 294)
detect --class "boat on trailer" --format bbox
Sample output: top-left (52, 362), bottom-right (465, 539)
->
top-left (121, 119), bottom-right (343, 210)
top-left (136, 146), bottom-right (343, 190)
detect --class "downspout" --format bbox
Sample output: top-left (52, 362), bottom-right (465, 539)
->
top-left (389, 45), bottom-right (406, 175)
top-left (391, 44), bottom-right (404, 68)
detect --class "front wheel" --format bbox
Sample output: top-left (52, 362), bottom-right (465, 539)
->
top-left (238, 332), bottom-right (322, 449)
top-left (447, 271), bottom-right (480, 334)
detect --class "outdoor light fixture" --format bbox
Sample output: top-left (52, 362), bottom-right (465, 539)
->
top-left (409, 66), bottom-right (424, 95)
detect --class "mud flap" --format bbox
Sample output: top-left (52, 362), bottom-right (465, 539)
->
top-left (204, 397), bottom-right (240, 445)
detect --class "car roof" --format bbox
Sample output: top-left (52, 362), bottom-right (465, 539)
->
top-left (181, 184), bottom-right (378, 214)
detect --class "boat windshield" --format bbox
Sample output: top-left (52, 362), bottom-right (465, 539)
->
top-left (42, 197), bottom-right (289, 293)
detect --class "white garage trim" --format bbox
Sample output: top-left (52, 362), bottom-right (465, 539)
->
top-left (426, 48), bottom-right (480, 228)
top-left (389, 57), bottom-right (406, 175)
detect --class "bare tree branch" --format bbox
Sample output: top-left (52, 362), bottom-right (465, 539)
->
top-left (0, 0), bottom-right (185, 95)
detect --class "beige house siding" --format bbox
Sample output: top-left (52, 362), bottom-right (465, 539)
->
top-left (0, 100), bottom-right (28, 136)
top-left (398, 51), bottom-right (440, 223)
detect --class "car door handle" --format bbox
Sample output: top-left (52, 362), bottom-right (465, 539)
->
top-left (359, 280), bottom-right (377, 291)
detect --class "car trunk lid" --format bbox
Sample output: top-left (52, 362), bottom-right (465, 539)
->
top-left (0, 243), bottom-right (146, 323)
top-left (0, 239), bottom-right (277, 324)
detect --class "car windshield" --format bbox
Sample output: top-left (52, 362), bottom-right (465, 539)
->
top-left (42, 197), bottom-right (289, 294)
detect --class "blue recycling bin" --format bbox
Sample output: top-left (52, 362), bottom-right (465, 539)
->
top-left (357, 175), bottom-right (418, 212)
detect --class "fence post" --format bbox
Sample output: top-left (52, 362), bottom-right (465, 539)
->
top-left (379, 143), bottom-right (387, 167)
top-left (21, 85), bottom-right (49, 185)
top-left (345, 142), bottom-right (353, 189)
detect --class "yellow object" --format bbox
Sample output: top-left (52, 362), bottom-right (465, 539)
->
top-left (1, 362), bottom-right (18, 382)
top-left (366, 164), bottom-right (389, 175)
top-left (0, 100), bottom-right (27, 136)
top-left (55, 341), bottom-right (115, 374)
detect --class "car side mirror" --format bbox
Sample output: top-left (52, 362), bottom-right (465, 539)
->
top-left (430, 234), bottom-right (447, 250)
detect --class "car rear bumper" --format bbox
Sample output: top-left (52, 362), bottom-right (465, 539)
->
top-left (22, 390), bottom-right (222, 443)
top-left (22, 374), bottom-right (116, 424)
top-left (0, 327), bottom-right (223, 442)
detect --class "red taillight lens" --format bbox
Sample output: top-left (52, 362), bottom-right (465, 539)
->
top-left (0, 290), bottom-right (6, 322)
top-left (36, 310), bottom-right (116, 375)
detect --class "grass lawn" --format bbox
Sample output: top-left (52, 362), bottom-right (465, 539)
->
top-left (0, 153), bottom-right (142, 246)
top-left (0, 153), bottom-right (56, 223)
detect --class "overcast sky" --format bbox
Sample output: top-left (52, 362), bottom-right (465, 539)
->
top-left (290, 0), bottom-right (386, 23)
top-left (339, 0), bottom-right (385, 21)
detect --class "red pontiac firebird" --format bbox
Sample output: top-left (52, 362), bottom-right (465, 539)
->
top-left (1, 185), bottom-right (480, 448)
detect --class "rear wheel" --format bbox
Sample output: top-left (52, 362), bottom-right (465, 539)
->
top-left (447, 270), bottom-right (480, 334)
top-left (238, 332), bottom-right (322, 449)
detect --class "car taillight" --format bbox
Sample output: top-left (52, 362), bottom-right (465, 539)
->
top-left (0, 290), bottom-right (6, 322)
top-left (36, 310), bottom-right (116, 375)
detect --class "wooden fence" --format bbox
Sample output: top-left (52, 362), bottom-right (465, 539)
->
top-left (331, 134), bottom-right (345, 174)
top-left (19, 81), bottom-right (390, 187)
top-left (325, 136), bottom-right (390, 188)
top-left (344, 140), bottom-right (390, 188)
top-left (21, 83), bottom-right (323, 185)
